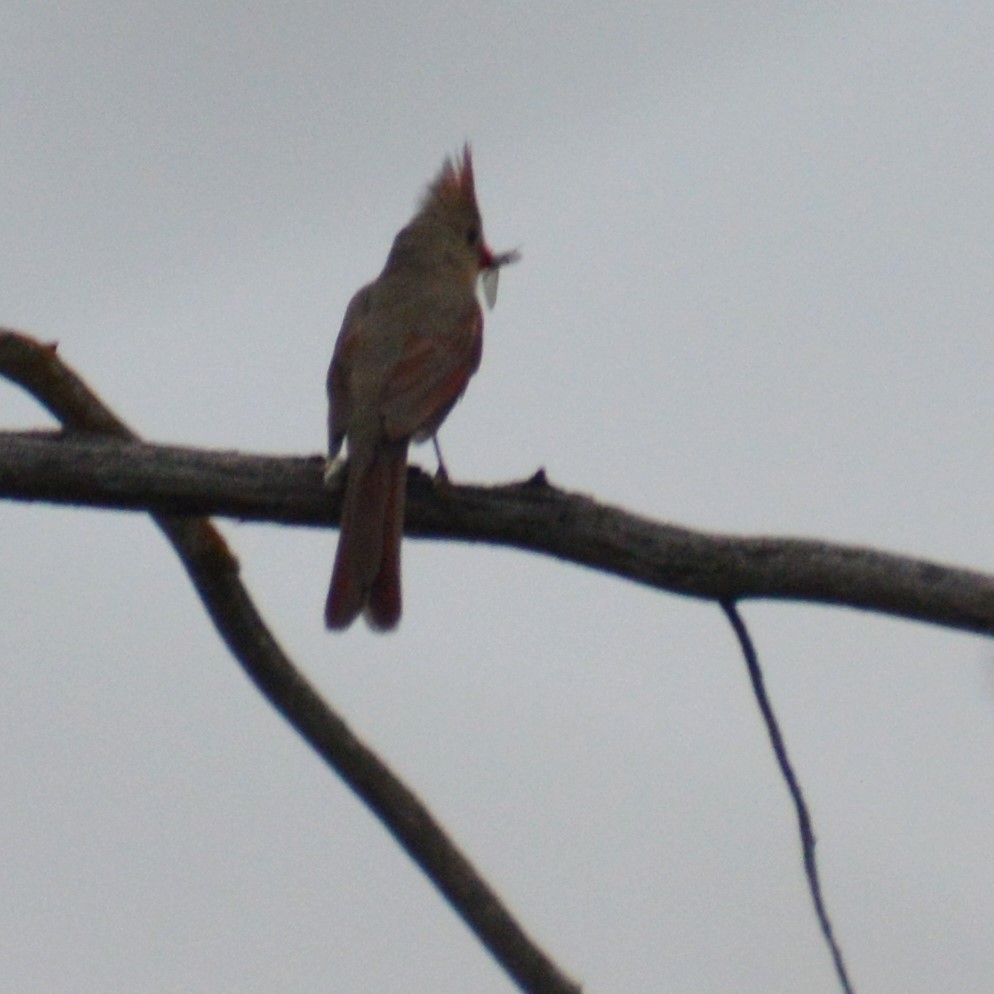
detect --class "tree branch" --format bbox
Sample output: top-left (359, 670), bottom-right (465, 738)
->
top-left (2, 426), bottom-right (994, 638)
top-left (0, 328), bottom-right (581, 994)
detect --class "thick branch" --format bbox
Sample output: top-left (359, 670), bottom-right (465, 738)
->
top-left (2, 427), bottom-right (994, 637)
top-left (0, 329), bottom-right (580, 994)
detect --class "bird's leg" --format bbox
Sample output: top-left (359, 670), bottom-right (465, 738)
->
top-left (431, 436), bottom-right (450, 487)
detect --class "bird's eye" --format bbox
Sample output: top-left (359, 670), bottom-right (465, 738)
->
top-left (466, 226), bottom-right (480, 246)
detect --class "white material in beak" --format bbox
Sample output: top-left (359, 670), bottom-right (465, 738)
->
top-left (480, 249), bottom-right (521, 310)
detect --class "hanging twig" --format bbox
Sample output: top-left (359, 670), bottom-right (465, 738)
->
top-left (721, 600), bottom-right (855, 994)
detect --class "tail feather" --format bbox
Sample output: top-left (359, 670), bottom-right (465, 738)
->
top-left (364, 456), bottom-right (406, 630)
top-left (325, 440), bottom-right (408, 631)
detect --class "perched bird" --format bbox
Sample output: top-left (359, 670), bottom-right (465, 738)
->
top-left (324, 147), bottom-right (517, 631)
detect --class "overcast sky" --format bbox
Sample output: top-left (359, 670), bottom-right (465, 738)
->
top-left (2, 3), bottom-right (994, 992)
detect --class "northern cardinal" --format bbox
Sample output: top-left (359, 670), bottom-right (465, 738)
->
top-left (324, 146), bottom-right (517, 631)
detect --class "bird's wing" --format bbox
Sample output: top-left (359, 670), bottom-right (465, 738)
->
top-left (379, 302), bottom-right (483, 442)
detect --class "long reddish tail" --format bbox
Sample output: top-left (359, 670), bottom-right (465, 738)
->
top-left (325, 439), bottom-right (409, 631)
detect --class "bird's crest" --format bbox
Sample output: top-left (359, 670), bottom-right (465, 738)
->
top-left (422, 144), bottom-right (477, 212)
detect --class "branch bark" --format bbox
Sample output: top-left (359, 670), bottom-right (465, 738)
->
top-left (0, 328), bottom-right (581, 994)
top-left (5, 325), bottom-right (994, 994)
top-left (2, 426), bottom-right (994, 638)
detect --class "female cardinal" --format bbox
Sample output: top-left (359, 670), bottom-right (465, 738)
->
top-left (324, 146), bottom-right (515, 631)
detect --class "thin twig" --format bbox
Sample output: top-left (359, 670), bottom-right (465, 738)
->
top-left (0, 328), bottom-right (580, 994)
top-left (721, 600), bottom-right (855, 994)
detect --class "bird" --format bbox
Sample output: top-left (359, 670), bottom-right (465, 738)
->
top-left (324, 146), bottom-right (517, 631)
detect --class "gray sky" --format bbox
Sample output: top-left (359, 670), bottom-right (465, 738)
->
top-left (2, 3), bottom-right (993, 991)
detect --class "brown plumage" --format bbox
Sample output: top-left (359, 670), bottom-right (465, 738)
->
top-left (325, 147), bottom-right (500, 631)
